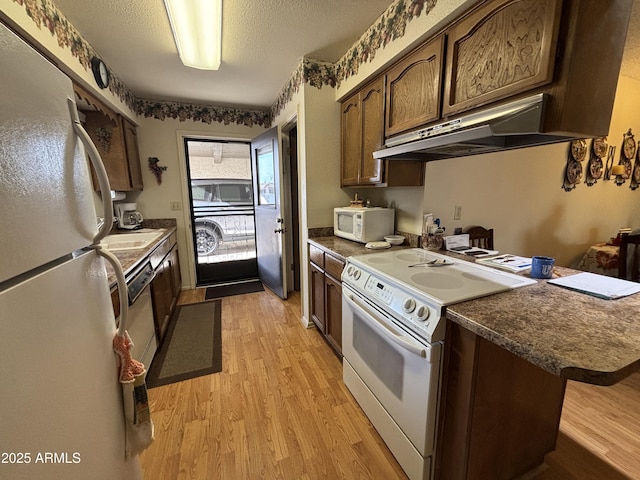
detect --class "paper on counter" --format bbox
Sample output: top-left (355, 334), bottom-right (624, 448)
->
top-left (548, 272), bottom-right (640, 299)
top-left (477, 254), bottom-right (531, 272)
top-left (444, 234), bottom-right (498, 257)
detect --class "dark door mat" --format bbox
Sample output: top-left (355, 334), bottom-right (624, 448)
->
top-left (146, 300), bottom-right (222, 388)
top-left (205, 280), bottom-right (264, 300)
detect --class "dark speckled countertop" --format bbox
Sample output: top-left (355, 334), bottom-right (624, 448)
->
top-left (446, 266), bottom-right (640, 386)
top-left (309, 236), bottom-right (640, 386)
top-left (308, 236), bottom-right (411, 260)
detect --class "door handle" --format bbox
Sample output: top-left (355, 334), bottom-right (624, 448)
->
top-left (274, 228), bottom-right (287, 234)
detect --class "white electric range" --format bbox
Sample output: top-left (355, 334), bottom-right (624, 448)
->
top-left (341, 248), bottom-right (535, 480)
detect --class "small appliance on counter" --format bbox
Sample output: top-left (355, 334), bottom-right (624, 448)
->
top-left (115, 202), bottom-right (143, 230)
top-left (334, 206), bottom-right (394, 243)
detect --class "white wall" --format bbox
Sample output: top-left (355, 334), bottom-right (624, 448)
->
top-left (271, 83), bottom-right (347, 327)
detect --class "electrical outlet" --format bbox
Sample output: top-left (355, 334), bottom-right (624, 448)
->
top-left (454, 205), bottom-right (462, 220)
top-left (170, 201), bottom-right (181, 211)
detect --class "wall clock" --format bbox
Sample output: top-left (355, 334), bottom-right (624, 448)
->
top-left (91, 56), bottom-right (110, 89)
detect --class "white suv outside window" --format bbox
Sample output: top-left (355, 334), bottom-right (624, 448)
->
top-left (191, 179), bottom-right (255, 256)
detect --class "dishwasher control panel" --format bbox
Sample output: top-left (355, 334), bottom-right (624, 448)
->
top-left (126, 261), bottom-right (155, 305)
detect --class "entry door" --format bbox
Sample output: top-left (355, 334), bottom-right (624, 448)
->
top-left (185, 139), bottom-right (258, 286)
top-left (251, 127), bottom-right (287, 299)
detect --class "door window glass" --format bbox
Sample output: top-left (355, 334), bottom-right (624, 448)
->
top-left (256, 142), bottom-right (275, 206)
top-left (185, 139), bottom-right (258, 285)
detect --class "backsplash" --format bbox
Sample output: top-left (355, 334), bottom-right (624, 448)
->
top-left (308, 227), bottom-right (419, 247)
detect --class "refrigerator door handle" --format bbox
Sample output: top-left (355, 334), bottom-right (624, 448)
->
top-left (94, 246), bottom-right (129, 335)
top-left (67, 98), bottom-right (113, 244)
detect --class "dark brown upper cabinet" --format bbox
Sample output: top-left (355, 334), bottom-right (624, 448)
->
top-left (443, 0), bottom-right (562, 117)
top-left (385, 34), bottom-right (445, 138)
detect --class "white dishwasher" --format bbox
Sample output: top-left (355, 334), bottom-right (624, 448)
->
top-left (123, 261), bottom-right (157, 368)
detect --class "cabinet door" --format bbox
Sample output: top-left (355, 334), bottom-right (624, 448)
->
top-left (436, 321), bottom-right (565, 479)
top-left (385, 34), bottom-right (444, 137)
top-left (359, 77), bottom-right (385, 185)
top-left (324, 273), bottom-right (342, 355)
top-left (340, 93), bottom-right (361, 187)
top-left (122, 117), bottom-right (143, 190)
top-left (84, 111), bottom-right (130, 191)
top-left (443, 0), bottom-right (561, 116)
top-left (309, 262), bottom-right (325, 331)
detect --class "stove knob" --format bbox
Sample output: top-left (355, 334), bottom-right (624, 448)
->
top-left (353, 269), bottom-right (361, 280)
top-left (346, 266), bottom-right (354, 277)
top-left (415, 305), bottom-right (430, 321)
top-left (402, 298), bottom-right (416, 313)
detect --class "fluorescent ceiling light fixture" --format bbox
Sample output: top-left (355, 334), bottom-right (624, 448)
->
top-left (164, 0), bottom-right (222, 70)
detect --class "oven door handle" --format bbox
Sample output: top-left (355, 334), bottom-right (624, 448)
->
top-left (344, 293), bottom-right (427, 358)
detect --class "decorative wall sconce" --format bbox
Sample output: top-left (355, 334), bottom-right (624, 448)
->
top-left (148, 157), bottom-right (167, 185)
top-left (614, 129), bottom-right (635, 186)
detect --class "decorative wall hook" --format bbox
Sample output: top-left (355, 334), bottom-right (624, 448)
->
top-left (148, 157), bottom-right (167, 185)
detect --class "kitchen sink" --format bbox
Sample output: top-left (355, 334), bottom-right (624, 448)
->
top-left (98, 229), bottom-right (165, 251)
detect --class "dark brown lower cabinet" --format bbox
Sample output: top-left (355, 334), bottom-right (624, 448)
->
top-left (435, 321), bottom-right (566, 480)
top-left (324, 273), bottom-right (342, 355)
top-left (150, 235), bottom-right (181, 345)
top-left (308, 243), bottom-right (344, 357)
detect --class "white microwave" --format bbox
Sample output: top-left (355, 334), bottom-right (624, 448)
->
top-left (334, 207), bottom-right (395, 243)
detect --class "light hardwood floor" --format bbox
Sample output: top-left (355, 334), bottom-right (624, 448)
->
top-left (140, 288), bottom-right (640, 479)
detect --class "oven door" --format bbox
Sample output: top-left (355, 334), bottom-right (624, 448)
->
top-left (342, 284), bottom-right (442, 457)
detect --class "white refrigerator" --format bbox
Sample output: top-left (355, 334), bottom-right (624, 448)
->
top-left (0, 22), bottom-right (144, 479)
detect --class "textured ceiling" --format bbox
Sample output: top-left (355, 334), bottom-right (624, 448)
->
top-left (53, 0), bottom-right (640, 111)
top-left (52, 0), bottom-right (392, 109)
top-left (620, 0), bottom-right (640, 82)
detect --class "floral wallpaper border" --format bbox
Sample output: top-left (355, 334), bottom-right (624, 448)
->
top-left (11, 0), bottom-right (439, 127)
top-left (270, 58), bottom-right (336, 122)
top-left (336, 0), bottom-right (438, 85)
top-left (136, 99), bottom-right (271, 127)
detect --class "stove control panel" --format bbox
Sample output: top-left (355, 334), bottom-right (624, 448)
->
top-left (364, 276), bottom-right (394, 304)
top-left (342, 263), bottom-right (444, 342)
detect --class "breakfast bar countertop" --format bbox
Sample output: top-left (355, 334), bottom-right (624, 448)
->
top-left (446, 266), bottom-right (640, 386)
top-left (309, 236), bottom-right (640, 386)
